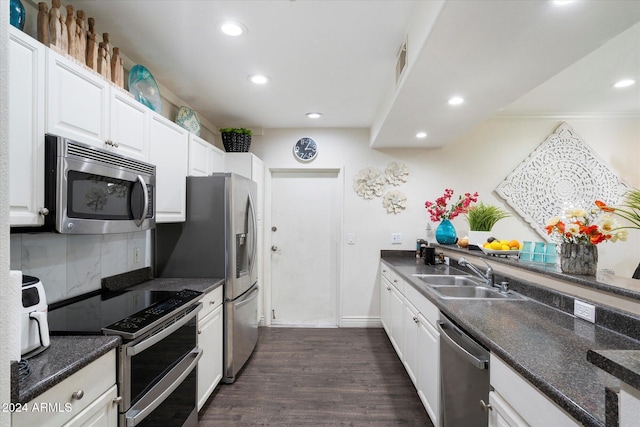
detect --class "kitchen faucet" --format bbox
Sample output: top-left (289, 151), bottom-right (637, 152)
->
top-left (458, 257), bottom-right (495, 288)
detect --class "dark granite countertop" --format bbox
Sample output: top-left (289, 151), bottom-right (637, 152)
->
top-left (12, 336), bottom-right (121, 404)
top-left (381, 253), bottom-right (640, 427)
top-left (128, 277), bottom-right (224, 294)
top-left (433, 244), bottom-right (640, 302)
top-left (587, 350), bottom-right (640, 390)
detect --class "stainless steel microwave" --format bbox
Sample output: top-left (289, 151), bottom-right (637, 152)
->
top-left (43, 134), bottom-right (156, 234)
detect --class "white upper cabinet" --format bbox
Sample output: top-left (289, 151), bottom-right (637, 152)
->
top-left (108, 88), bottom-right (150, 161)
top-left (188, 134), bottom-right (224, 176)
top-left (9, 27), bottom-right (46, 227)
top-left (46, 49), bottom-right (109, 147)
top-left (149, 115), bottom-right (188, 223)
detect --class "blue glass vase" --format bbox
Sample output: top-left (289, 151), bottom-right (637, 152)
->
top-left (435, 219), bottom-right (457, 245)
top-left (10, 0), bottom-right (26, 30)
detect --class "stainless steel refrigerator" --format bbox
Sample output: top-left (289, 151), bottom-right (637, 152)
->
top-left (155, 173), bottom-right (259, 384)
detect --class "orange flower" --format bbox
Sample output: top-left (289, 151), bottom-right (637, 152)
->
top-left (595, 200), bottom-right (614, 212)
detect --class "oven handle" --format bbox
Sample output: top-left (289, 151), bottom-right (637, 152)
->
top-left (125, 348), bottom-right (203, 427)
top-left (126, 303), bottom-right (202, 357)
top-left (133, 175), bottom-right (149, 227)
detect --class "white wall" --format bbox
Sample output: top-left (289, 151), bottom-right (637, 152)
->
top-left (252, 118), bottom-right (640, 322)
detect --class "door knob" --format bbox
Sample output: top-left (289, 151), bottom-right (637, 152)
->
top-left (271, 245), bottom-right (279, 252)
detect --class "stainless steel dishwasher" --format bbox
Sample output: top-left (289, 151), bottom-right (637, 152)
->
top-left (438, 314), bottom-right (490, 427)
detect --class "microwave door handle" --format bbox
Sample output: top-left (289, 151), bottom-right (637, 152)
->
top-left (248, 191), bottom-right (257, 275)
top-left (133, 175), bottom-right (149, 227)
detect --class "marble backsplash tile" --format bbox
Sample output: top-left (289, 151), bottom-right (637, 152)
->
top-left (10, 230), bottom-right (150, 304)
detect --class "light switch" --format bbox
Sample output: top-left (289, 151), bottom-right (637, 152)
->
top-left (347, 233), bottom-right (356, 244)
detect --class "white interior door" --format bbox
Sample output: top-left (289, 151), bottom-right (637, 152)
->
top-left (270, 170), bottom-right (340, 326)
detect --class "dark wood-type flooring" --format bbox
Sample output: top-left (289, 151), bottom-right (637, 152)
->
top-left (198, 327), bottom-right (433, 426)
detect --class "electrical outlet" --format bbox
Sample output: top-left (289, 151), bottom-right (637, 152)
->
top-left (347, 233), bottom-right (356, 244)
top-left (391, 233), bottom-right (402, 244)
top-left (444, 256), bottom-right (450, 266)
top-left (574, 300), bottom-right (595, 323)
top-left (133, 247), bottom-right (140, 264)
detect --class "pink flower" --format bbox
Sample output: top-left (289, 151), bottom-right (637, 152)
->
top-left (425, 189), bottom-right (478, 222)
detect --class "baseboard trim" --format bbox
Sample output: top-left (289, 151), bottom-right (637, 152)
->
top-left (340, 316), bottom-right (383, 328)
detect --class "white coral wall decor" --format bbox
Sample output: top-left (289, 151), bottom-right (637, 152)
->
top-left (383, 190), bottom-right (407, 214)
top-left (385, 161), bottom-right (409, 186)
top-left (495, 122), bottom-right (628, 240)
top-left (353, 167), bottom-right (387, 199)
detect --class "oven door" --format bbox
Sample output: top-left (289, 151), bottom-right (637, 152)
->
top-left (119, 303), bottom-right (202, 427)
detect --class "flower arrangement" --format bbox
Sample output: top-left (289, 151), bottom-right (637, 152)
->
top-left (466, 202), bottom-right (510, 231)
top-left (595, 189), bottom-right (640, 230)
top-left (425, 189), bottom-right (478, 222)
top-left (545, 204), bottom-right (628, 245)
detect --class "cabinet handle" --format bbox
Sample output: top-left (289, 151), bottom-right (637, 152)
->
top-left (480, 399), bottom-right (492, 412)
top-left (71, 390), bottom-right (84, 400)
top-left (210, 300), bottom-right (216, 305)
top-left (386, 287), bottom-right (391, 291)
top-left (393, 279), bottom-right (398, 283)
top-left (38, 207), bottom-right (49, 216)
top-left (198, 329), bottom-right (202, 334)
top-left (413, 316), bottom-right (419, 323)
top-left (112, 396), bottom-right (123, 405)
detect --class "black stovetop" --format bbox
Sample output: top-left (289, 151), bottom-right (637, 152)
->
top-left (48, 288), bottom-right (202, 339)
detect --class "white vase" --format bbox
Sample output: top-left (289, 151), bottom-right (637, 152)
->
top-left (468, 230), bottom-right (492, 247)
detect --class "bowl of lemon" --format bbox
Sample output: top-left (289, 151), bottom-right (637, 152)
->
top-left (480, 238), bottom-right (521, 256)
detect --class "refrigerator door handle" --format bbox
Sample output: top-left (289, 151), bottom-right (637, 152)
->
top-left (248, 190), bottom-right (257, 277)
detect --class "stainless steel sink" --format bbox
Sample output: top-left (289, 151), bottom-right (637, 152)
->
top-left (412, 275), bottom-right (479, 286)
top-left (431, 285), bottom-right (525, 300)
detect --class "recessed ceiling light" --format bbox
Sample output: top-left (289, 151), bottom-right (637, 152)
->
top-left (306, 112), bottom-right (323, 119)
top-left (248, 74), bottom-right (270, 85)
top-left (614, 79), bottom-right (635, 88)
top-left (416, 132), bottom-right (427, 139)
top-left (448, 96), bottom-right (464, 106)
top-left (552, 0), bottom-right (575, 5)
top-left (220, 21), bottom-right (246, 36)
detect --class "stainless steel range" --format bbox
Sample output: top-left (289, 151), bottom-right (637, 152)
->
top-left (48, 288), bottom-right (203, 427)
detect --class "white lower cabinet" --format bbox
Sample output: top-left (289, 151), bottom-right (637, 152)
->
top-left (490, 354), bottom-right (579, 427)
top-left (488, 391), bottom-right (528, 427)
top-left (379, 262), bottom-right (440, 427)
top-left (416, 312), bottom-right (440, 426)
top-left (12, 350), bottom-right (117, 427)
top-left (197, 286), bottom-right (224, 410)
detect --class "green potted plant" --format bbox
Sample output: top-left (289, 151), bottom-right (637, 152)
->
top-left (465, 202), bottom-right (511, 246)
top-left (219, 127), bottom-right (252, 152)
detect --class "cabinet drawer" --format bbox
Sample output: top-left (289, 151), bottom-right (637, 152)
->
top-left (13, 350), bottom-right (116, 427)
top-left (380, 263), bottom-right (396, 283)
top-left (198, 286), bottom-right (223, 320)
top-left (405, 283), bottom-right (439, 327)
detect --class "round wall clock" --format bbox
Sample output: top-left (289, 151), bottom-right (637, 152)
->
top-left (293, 137), bottom-right (318, 162)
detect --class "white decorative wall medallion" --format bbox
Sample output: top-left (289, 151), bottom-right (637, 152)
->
top-left (496, 122), bottom-right (628, 240)
top-left (385, 161), bottom-right (409, 186)
top-left (382, 190), bottom-right (407, 214)
top-left (353, 167), bottom-right (387, 199)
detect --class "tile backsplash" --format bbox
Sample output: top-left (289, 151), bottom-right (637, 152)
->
top-left (10, 231), bottom-right (150, 303)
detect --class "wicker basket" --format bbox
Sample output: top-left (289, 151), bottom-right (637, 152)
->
top-left (221, 132), bottom-right (251, 152)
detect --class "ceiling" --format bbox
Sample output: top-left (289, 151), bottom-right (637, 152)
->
top-left (72, 0), bottom-right (640, 148)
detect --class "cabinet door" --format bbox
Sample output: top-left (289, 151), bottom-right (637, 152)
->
top-left (488, 391), bottom-right (528, 427)
top-left (197, 305), bottom-right (223, 411)
top-left (389, 283), bottom-right (404, 359)
top-left (417, 312), bottom-right (440, 426)
top-left (63, 385), bottom-right (118, 427)
top-left (209, 143), bottom-right (225, 173)
top-left (109, 88), bottom-right (149, 161)
top-left (380, 276), bottom-right (391, 334)
top-left (403, 300), bottom-right (419, 385)
top-left (149, 114), bottom-right (188, 223)
top-left (188, 134), bottom-right (212, 176)
top-left (46, 49), bottom-right (109, 147)
top-left (9, 27), bottom-right (46, 226)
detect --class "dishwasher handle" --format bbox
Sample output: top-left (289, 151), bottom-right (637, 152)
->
top-left (438, 320), bottom-right (489, 370)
